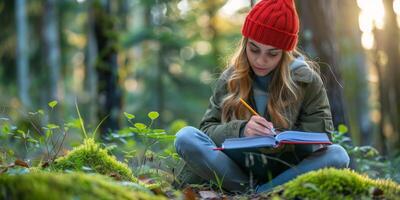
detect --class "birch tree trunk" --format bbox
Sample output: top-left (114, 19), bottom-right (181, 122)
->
top-left (84, 1), bottom-right (98, 126)
top-left (43, 0), bottom-right (61, 102)
top-left (15, 0), bottom-right (30, 107)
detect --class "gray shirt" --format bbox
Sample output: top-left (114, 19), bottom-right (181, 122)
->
top-left (253, 73), bottom-right (272, 117)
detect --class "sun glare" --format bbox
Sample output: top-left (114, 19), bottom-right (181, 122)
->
top-left (219, 0), bottom-right (250, 17)
top-left (394, 0), bottom-right (400, 27)
top-left (357, 0), bottom-right (385, 49)
top-left (361, 32), bottom-right (374, 50)
top-left (359, 11), bottom-right (373, 32)
top-left (394, 0), bottom-right (400, 14)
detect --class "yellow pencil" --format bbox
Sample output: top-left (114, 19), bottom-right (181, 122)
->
top-left (239, 97), bottom-right (277, 135)
top-left (239, 98), bottom-right (259, 116)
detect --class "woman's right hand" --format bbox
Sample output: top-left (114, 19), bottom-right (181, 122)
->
top-left (243, 115), bottom-right (275, 137)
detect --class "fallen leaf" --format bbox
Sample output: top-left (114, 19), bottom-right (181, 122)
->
top-left (41, 161), bottom-right (49, 168)
top-left (371, 187), bottom-right (384, 197)
top-left (183, 187), bottom-right (196, 200)
top-left (0, 167), bottom-right (8, 174)
top-left (14, 159), bottom-right (29, 168)
top-left (109, 172), bottom-right (122, 181)
top-left (138, 175), bottom-right (156, 184)
top-left (199, 190), bottom-right (219, 199)
top-left (151, 187), bottom-right (167, 196)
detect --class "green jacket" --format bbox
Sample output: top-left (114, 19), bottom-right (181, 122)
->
top-left (175, 58), bottom-right (334, 185)
top-left (200, 58), bottom-right (334, 147)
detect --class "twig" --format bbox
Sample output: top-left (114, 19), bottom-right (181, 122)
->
top-left (45, 133), bottom-right (51, 160)
top-left (28, 118), bottom-right (43, 136)
top-left (52, 131), bottom-right (67, 162)
top-left (50, 130), bottom-right (58, 155)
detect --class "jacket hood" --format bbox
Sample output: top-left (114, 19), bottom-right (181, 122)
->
top-left (290, 56), bottom-right (315, 83)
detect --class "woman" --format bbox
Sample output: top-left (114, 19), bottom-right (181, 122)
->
top-left (174, 0), bottom-right (349, 193)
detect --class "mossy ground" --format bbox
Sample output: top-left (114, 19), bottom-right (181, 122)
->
top-left (267, 168), bottom-right (400, 200)
top-left (0, 172), bottom-right (165, 200)
top-left (51, 138), bottom-right (137, 182)
top-left (6, 138), bottom-right (400, 200)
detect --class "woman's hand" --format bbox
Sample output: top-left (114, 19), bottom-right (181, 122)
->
top-left (243, 115), bottom-right (275, 137)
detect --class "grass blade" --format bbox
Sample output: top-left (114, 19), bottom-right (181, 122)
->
top-left (75, 99), bottom-right (87, 139)
top-left (92, 115), bottom-right (109, 139)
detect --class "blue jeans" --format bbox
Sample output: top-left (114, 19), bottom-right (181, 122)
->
top-left (174, 126), bottom-right (350, 193)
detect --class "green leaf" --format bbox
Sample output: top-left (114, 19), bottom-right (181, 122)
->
top-left (105, 144), bottom-right (117, 151)
top-left (65, 119), bottom-right (81, 129)
top-left (45, 130), bottom-right (52, 139)
top-left (27, 138), bottom-right (38, 143)
top-left (134, 123), bottom-right (147, 130)
top-left (153, 129), bottom-right (166, 133)
top-left (148, 111), bottom-right (159, 120)
top-left (47, 124), bottom-right (60, 129)
top-left (38, 109), bottom-right (45, 115)
top-left (28, 112), bottom-right (37, 115)
top-left (128, 127), bottom-right (138, 132)
top-left (124, 112), bottom-right (135, 120)
top-left (338, 124), bottom-right (348, 134)
top-left (7, 149), bottom-right (14, 156)
top-left (17, 130), bottom-right (25, 135)
top-left (1, 124), bottom-right (10, 134)
top-left (39, 138), bottom-right (45, 145)
top-left (81, 166), bottom-right (94, 172)
top-left (48, 101), bottom-right (58, 109)
top-left (123, 150), bottom-right (137, 158)
top-left (149, 134), bottom-right (175, 140)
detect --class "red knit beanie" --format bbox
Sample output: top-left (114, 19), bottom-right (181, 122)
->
top-left (242, 0), bottom-right (299, 51)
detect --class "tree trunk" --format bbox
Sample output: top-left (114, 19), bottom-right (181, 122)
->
top-left (374, 0), bottom-right (400, 154)
top-left (297, 0), bottom-right (349, 130)
top-left (372, 47), bottom-right (388, 155)
top-left (156, 45), bottom-right (165, 127)
top-left (93, 0), bottom-right (122, 137)
top-left (250, 0), bottom-right (256, 8)
top-left (15, 0), bottom-right (30, 108)
top-left (383, 0), bottom-right (400, 154)
top-left (335, 0), bottom-right (372, 145)
top-left (207, 0), bottom-right (219, 65)
top-left (84, 1), bottom-right (98, 126)
top-left (43, 0), bottom-right (61, 102)
top-left (42, 0), bottom-right (61, 124)
top-left (153, 1), bottom-right (166, 127)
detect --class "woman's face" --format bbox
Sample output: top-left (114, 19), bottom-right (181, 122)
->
top-left (246, 39), bottom-right (283, 76)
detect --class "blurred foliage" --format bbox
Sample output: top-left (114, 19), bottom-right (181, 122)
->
top-left (332, 124), bottom-right (400, 182)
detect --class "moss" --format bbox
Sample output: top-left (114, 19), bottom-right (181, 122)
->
top-left (52, 138), bottom-right (137, 182)
top-left (0, 172), bottom-right (165, 200)
top-left (280, 168), bottom-right (400, 200)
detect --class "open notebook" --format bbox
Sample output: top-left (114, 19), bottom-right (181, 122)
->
top-left (214, 130), bottom-right (331, 151)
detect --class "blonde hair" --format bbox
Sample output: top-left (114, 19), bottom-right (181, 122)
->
top-left (221, 37), bottom-right (318, 129)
